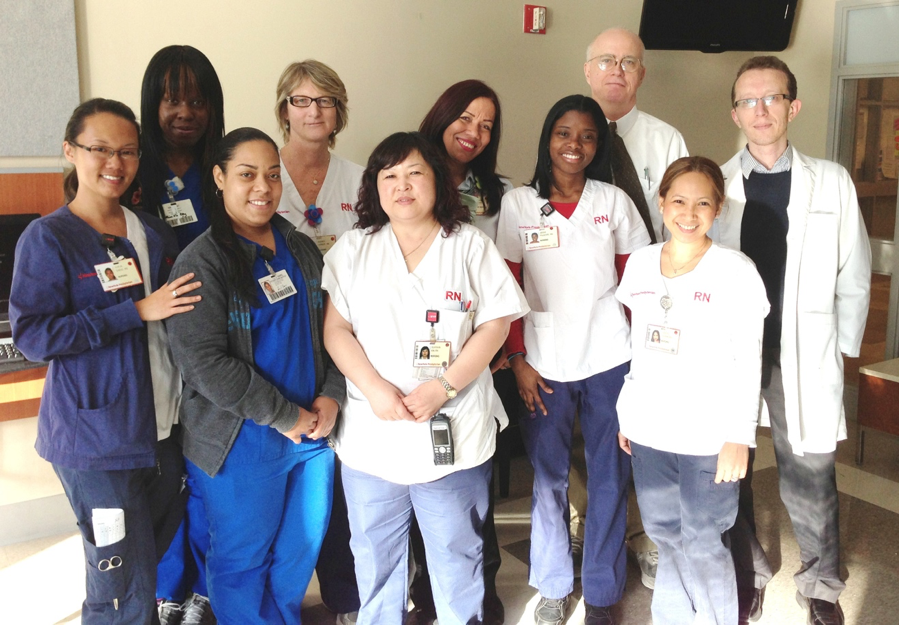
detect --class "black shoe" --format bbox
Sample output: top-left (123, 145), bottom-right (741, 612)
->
top-left (796, 591), bottom-right (844, 625)
top-left (584, 603), bottom-right (614, 625)
top-left (738, 586), bottom-right (765, 623)
top-left (483, 592), bottom-right (505, 625)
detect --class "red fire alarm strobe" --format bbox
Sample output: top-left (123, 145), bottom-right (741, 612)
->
top-left (524, 5), bottom-right (547, 34)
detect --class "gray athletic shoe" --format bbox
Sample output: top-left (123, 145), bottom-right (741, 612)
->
top-left (635, 549), bottom-right (659, 590)
top-left (534, 595), bottom-right (570, 625)
top-left (182, 593), bottom-right (215, 625)
top-left (157, 599), bottom-right (183, 625)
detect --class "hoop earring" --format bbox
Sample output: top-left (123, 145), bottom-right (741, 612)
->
top-left (215, 188), bottom-right (223, 198)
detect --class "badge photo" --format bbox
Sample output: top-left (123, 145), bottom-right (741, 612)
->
top-left (524, 226), bottom-right (560, 251)
top-left (259, 270), bottom-right (297, 304)
top-left (645, 324), bottom-right (680, 355)
top-left (413, 341), bottom-right (452, 368)
top-left (95, 258), bottom-right (143, 292)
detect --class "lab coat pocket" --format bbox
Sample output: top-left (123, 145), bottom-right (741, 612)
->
top-left (524, 311), bottom-right (555, 363)
top-left (82, 527), bottom-right (131, 604)
top-left (798, 212), bottom-right (839, 309)
top-left (439, 309), bottom-right (475, 362)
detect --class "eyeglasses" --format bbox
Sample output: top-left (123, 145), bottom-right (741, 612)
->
top-left (733, 94), bottom-right (792, 109)
top-left (590, 55), bottom-right (642, 73)
top-left (70, 141), bottom-right (141, 161)
top-left (286, 95), bottom-right (338, 108)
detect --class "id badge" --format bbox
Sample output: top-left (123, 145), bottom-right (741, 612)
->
top-left (258, 270), bottom-right (297, 304)
top-left (162, 199), bottom-right (198, 227)
top-left (413, 341), bottom-right (452, 368)
top-left (96, 258), bottom-right (143, 292)
top-left (645, 324), bottom-right (680, 355)
top-left (460, 192), bottom-right (487, 216)
top-left (314, 234), bottom-right (337, 254)
top-left (524, 226), bottom-right (560, 251)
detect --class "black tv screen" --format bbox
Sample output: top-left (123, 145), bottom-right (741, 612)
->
top-left (0, 214), bottom-right (40, 317)
top-left (639, 1), bottom-right (796, 53)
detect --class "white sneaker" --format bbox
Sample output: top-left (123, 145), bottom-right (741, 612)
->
top-left (635, 549), bottom-right (659, 590)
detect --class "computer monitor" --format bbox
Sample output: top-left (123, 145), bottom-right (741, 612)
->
top-left (0, 214), bottom-right (41, 323)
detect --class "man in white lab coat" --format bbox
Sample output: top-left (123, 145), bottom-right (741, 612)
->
top-left (716, 55), bottom-right (871, 625)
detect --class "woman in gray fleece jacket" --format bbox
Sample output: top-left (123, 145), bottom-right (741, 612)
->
top-left (166, 127), bottom-right (345, 624)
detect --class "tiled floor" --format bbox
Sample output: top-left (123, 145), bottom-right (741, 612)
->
top-left (2, 417), bottom-right (898, 625)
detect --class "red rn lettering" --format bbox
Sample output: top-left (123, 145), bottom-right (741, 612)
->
top-left (341, 203), bottom-right (353, 211)
top-left (445, 291), bottom-right (462, 301)
top-left (694, 292), bottom-right (711, 303)
top-left (594, 215), bottom-right (609, 224)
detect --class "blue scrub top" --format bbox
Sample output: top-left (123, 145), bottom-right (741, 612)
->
top-left (163, 163), bottom-right (210, 251)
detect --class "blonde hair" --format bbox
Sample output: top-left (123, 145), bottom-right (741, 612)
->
top-left (274, 59), bottom-right (348, 147)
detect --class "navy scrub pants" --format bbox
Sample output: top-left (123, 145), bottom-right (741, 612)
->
top-left (631, 442), bottom-right (739, 625)
top-left (519, 362), bottom-right (630, 607)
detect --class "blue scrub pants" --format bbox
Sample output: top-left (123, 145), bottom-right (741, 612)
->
top-left (187, 422), bottom-right (334, 625)
top-left (631, 442), bottom-right (739, 625)
top-left (342, 460), bottom-right (491, 625)
top-left (54, 450), bottom-right (180, 624)
top-left (519, 363), bottom-right (630, 607)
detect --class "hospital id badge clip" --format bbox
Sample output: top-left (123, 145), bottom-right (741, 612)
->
top-left (645, 324), bottom-right (679, 354)
top-left (314, 234), bottom-right (337, 254)
top-left (258, 246), bottom-right (297, 304)
top-left (95, 258), bottom-right (143, 292)
top-left (162, 199), bottom-right (198, 227)
top-left (414, 310), bottom-right (452, 380)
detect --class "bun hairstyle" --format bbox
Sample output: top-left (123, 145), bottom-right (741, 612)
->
top-left (63, 98), bottom-right (140, 202)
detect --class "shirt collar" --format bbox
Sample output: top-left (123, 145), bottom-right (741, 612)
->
top-left (458, 170), bottom-right (478, 195)
top-left (741, 143), bottom-right (792, 178)
top-left (607, 105), bottom-right (638, 136)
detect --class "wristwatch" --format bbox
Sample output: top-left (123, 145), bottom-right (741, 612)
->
top-left (437, 375), bottom-right (458, 399)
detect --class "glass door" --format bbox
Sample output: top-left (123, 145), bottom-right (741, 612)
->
top-left (837, 77), bottom-right (899, 385)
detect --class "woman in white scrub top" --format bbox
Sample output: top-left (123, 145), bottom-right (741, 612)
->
top-left (616, 156), bottom-right (768, 624)
top-left (495, 94), bottom-right (650, 622)
top-left (274, 60), bottom-right (363, 253)
top-left (322, 132), bottom-right (527, 624)
top-left (416, 78), bottom-right (515, 624)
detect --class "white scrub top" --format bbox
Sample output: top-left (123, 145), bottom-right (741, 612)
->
top-left (496, 181), bottom-right (651, 382)
top-left (276, 152), bottom-right (363, 239)
top-left (322, 223), bottom-right (528, 484)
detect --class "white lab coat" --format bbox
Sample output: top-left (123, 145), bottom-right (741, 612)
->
top-left (715, 146), bottom-right (872, 455)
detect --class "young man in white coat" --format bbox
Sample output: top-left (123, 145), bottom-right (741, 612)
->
top-left (716, 56), bottom-right (871, 625)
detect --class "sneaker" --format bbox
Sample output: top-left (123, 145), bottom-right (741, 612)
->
top-left (336, 612), bottom-right (359, 625)
top-left (584, 603), bottom-right (615, 625)
top-left (534, 595), bottom-right (570, 625)
top-left (635, 549), bottom-right (658, 590)
top-left (182, 593), bottom-right (216, 625)
top-left (158, 599), bottom-right (183, 625)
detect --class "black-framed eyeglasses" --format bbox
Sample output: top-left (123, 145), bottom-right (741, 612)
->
top-left (589, 55), bottom-right (642, 73)
top-left (286, 95), bottom-right (338, 108)
top-left (733, 94), bottom-right (792, 110)
top-left (70, 141), bottom-right (141, 161)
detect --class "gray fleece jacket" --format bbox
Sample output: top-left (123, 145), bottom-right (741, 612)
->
top-left (166, 215), bottom-right (345, 476)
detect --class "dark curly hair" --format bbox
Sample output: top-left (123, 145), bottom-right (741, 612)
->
top-left (355, 132), bottom-right (469, 235)
top-left (529, 95), bottom-right (612, 200)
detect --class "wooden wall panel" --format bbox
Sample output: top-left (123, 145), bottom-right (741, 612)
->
top-left (0, 173), bottom-right (64, 217)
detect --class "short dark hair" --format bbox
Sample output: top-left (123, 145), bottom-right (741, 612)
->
top-left (419, 79), bottom-right (505, 216)
top-left (529, 95), bottom-right (612, 200)
top-left (658, 156), bottom-right (725, 208)
top-left (63, 98), bottom-right (140, 202)
top-left (355, 132), bottom-right (469, 235)
top-left (731, 56), bottom-right (797, 106)
top-left (139, 45), bottom-right (225, 219)
top-left (207, 127), bottom-right (280, 307)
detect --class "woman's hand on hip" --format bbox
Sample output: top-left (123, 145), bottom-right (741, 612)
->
top-left (403, 380), bottom-right (447, 423)
top-left (135, 273), bottom-right (202, 321)
top-left (308, 396), bottom-right (340, 439)
top-left (510, 355), bottom-right (552, 416)
top-left (715, 442), bottom-right (749, 483)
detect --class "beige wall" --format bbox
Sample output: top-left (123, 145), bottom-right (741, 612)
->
top-left (1, 0), bottom-right (838, 181)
